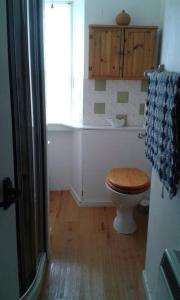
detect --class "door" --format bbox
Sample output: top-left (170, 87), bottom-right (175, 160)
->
top-left (0, 1), bottom-right (19, 299)
top-left (89, 27), bottom-right (122, 79)
top-left (123, 28), bottom-right (157, 79)
top-left (0, 0), bottom-right (47, 299)
top-left (6, 0), bottom-right (47, 296)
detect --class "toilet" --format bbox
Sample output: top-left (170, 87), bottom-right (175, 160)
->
top-left (105, 168), bottom-right (150, 234)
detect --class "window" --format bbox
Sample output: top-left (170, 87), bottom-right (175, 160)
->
top-left (44, 2), bottom-right (72, 124)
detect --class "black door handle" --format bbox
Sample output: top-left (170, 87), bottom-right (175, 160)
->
top-left (0, 177), bottom-right (19, 210)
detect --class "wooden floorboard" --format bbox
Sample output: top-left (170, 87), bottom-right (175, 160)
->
top-left (39, 191), bottom-right (148, 300)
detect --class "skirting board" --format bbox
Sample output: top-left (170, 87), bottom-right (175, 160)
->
top-left (70, 186), bottom-right (114, 207)
top-left (20, 253), bottom-right (47, 300)
top-left (69, 186), bottom-right (82, 205)
top-left (142, 270), bottom-right (153, 300)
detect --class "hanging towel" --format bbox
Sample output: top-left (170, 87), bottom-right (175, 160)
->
top-left (145, 71), bottom-right (180, 198)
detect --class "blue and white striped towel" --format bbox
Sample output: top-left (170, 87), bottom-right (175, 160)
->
top-left (145, 71), bottom-right (180, 198)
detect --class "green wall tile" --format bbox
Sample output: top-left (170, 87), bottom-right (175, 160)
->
top-left (141, 80), bottom-right (148, 92)
top-left (95, 80), bottom-right (106, 91)
top-left (94, 103), bottom-right (105, 114)
top-left (139, 104), bottom-right (145, 115)
top-left (116, 114), bottom-right (127, 126)
top-left (117, 92), bottom-right (129, 103)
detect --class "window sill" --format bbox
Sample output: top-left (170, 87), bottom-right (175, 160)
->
top-left (47, 123), bottom-right (145, 132)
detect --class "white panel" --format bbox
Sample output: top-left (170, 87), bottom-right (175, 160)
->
top-left (71, 130), bottom-right (83, 200)
top-left (47, 131), bottom-right (73, 190)
top-left (47, 128), bottom-right (150, 205)
top-left (82, 129), bottom-right (151, 203)
top-left (161, 0), bottom-right (180, 72)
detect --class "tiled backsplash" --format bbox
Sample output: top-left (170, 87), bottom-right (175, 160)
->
top-left (83, 79), bottom-right (148, 127)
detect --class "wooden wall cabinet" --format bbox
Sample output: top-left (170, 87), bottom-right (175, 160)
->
top-left (89, 25), bottom-right (158, 80)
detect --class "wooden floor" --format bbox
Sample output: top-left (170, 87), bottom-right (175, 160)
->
top-left (39, 191), bottom-right (148, 300)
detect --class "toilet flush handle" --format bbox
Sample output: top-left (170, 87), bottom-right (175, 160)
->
top-left (137, 132), bottom-right (146, 139)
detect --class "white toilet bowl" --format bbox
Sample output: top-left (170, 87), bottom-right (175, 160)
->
top-left (106, 183), bottom-right (148, 234)
top-left (105, 168), bottom-right (150, 234)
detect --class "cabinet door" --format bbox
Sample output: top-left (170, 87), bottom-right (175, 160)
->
top-left (89, 27), bottom-right (122, 79)
top-left (123, 28), bottom-right (157, 79)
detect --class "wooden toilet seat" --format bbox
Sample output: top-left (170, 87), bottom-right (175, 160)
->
top-left (106, 168), bottom-right (150, 194)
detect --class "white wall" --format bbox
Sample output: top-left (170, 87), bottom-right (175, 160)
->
top-left (161, 0), bottom-right (180, 72)
top-left (144, 1), bottom-right (180, 298)
top-left (145, 172), bottom-right (180, 299)
top-left (72, 0), bottom-right (85, 125)
top-left (72, 0), bottom-right (85, 79)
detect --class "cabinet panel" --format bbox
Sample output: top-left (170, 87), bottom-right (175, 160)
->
top-left (123, 29), bottom-right (156, 79)
top-left (89, 28), bottom-right (122, 79)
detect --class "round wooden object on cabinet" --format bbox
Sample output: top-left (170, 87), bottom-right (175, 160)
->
top-left (116, 10), bottom-right (131, 26)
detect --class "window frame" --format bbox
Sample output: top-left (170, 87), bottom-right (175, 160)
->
top-left (44, 0), bottom-right (73, 125)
